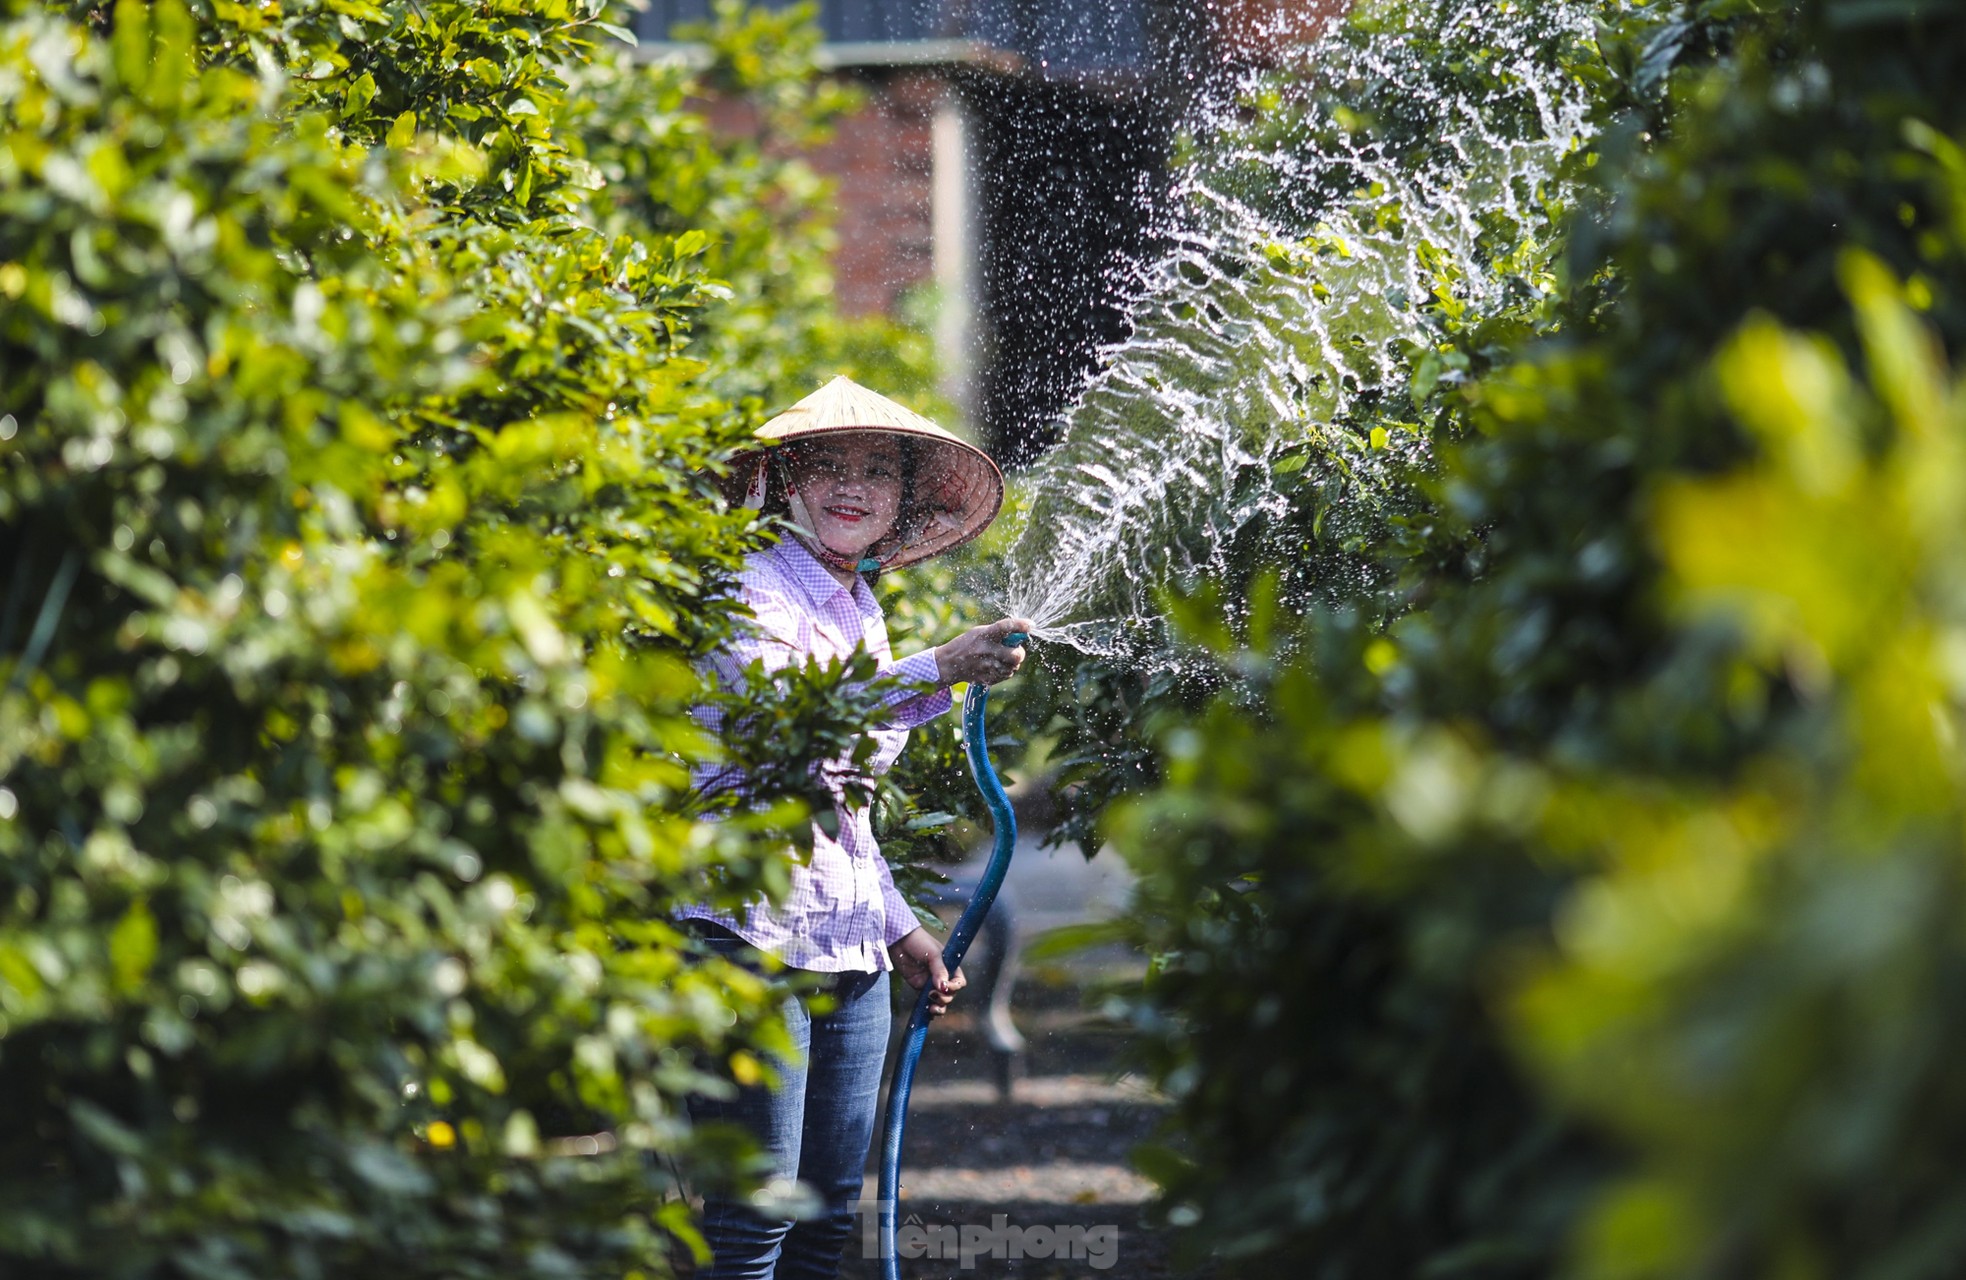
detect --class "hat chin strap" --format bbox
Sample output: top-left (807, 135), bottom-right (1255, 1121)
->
top-left (779, 458), bottom-right (891, 578)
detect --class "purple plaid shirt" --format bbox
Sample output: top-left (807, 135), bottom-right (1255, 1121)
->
top-left (679, 539), bottom-right (952, 972)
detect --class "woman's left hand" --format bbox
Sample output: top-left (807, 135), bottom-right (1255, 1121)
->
top-left (890, 927), bottom-right (966, 1018)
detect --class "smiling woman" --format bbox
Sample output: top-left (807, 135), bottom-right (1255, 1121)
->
top-left (736, 376), bottom-right (1005, 577)
top-left (783, 435), bottom-right (906, 566)
top-left (683, 375), bottom-right (1031, 1280)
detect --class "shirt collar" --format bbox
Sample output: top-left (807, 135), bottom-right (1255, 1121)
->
top-left (769, 536), bottom-right (871, 616)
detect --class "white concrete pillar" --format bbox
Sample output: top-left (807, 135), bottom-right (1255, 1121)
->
top-left (931, 89), bottom-right (979, 432)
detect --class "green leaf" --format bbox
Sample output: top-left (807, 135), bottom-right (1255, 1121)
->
top-left (109, 0), bottom-right (152, 95)
top-left (345, 1143), bottom-right (435, 1197)
top-left (1023, 919), bottom-right (1126, 961)
top-left (343, 71), bottom-right (376, 120)
top-left (1131, 1141), bottom-right (1197, 1189)
top-left (109, 901), bottom-right (158, 992)
top-left (68, 1100), bottom-right (145, 1158)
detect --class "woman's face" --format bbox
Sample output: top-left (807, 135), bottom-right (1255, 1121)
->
top-left (786, 433), bottom-right (904, 560)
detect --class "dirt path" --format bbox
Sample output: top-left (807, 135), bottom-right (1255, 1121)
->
top-left (840, 966), bottom-right (1215, 1280)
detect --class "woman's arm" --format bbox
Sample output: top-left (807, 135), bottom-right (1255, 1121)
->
top-left (878, 650), bottom-right (953, 729)
top-left (878, 613), bottom-right (1033, 731)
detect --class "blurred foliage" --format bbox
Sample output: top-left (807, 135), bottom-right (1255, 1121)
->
top-left (1042, 0), bottom-right (1966, 1276)
top-left (0, 0), bottom-right (952, 1274)
top-left (1517, 259), bottom-right (1966, 1280)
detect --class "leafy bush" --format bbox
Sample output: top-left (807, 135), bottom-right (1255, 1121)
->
top-left (0, 0), bottom-right (946, 1274)
top-left (1041, 0), bottom-right (1966, 1275)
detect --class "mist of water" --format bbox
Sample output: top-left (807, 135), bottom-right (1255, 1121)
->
top-left (978, 0), bottom-right (1604, 664)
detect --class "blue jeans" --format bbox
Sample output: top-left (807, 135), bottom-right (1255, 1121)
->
top-left (687, 927), bottom-right (891, 1280)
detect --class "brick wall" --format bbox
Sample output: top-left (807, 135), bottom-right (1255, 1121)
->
top-left (1210, 0), bottom-right (1348, 59)
top-left (698, 70), bottom-right (948, 319)
top-left (809, 70), bottom-right (946, 317)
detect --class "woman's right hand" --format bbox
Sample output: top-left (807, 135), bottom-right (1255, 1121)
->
top-left (933, 618), bottom-right (1033, 686)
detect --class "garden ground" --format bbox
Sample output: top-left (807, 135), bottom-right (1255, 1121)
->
top-left (840, 956), bottom-right (1211, 1280)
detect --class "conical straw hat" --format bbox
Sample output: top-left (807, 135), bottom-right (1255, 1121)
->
top-left (745, 376), bottom-right (1005, 572)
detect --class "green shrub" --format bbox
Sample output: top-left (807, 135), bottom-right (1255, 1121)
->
top-left (1072, 0), bottom-right (1966, 1276)
top-left (0, 0), bottom-right (947, 1274)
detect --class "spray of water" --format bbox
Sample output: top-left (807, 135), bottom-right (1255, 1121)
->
top-left (979, 0), bottom-right (1605, 663)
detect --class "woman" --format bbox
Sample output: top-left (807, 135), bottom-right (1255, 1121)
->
top-left (680, 376), bottom-right (1032, 1280)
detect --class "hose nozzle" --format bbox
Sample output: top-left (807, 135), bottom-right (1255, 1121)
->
top-left (1003, 631), bottom-right (1029, 648)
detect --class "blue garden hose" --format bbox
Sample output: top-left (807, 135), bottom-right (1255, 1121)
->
top-left (877, 632), bottom-right (1026, 1278)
